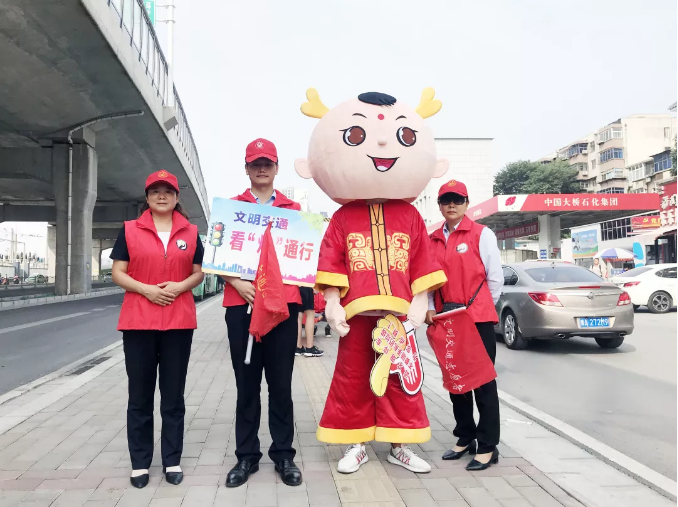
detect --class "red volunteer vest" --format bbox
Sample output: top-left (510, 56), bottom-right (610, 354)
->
top-left (222, 189), bottom-right (302, 307)
top-left (429, 215), bottom-right (498, 324)
top-left (117, 210), bottom-right (199, 331)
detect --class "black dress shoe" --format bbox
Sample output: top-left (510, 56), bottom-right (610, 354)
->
top-left (129, 473), bottom-right (149, 489)
top-left (163, 467), bottom-right (183, 485)
top-left (466, 448), bottom-right (499, 471)
top-left (442, 441), bottom-right (477, 460)
top-left (275, 459), bottom-right (302, 486)
top-left (226, 460), bottom-right (259, 488)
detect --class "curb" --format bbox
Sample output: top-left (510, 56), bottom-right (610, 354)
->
top-left (419, 349), bottom-right (677, 502)
top-left (0, 287), bottom-right (124, 311)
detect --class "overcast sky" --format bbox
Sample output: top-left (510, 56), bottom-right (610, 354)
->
top-left (2, 0), bottom-right (676, 254)
top-left (169, 0), bottom-right (676, 215)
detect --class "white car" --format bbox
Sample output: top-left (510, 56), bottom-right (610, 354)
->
top-left (610, 264), bottom-right (677, 313)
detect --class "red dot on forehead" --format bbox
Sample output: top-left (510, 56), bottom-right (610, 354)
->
top-left (378, 114), bottom-right (385, 120)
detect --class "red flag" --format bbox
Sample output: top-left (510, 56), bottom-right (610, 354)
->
top-left (426, 308), bottom-right (496, 394)
top-left (249, 223), bottom-right (290, 342)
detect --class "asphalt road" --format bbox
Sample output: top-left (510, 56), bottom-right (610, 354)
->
top-left (0, 294), bottom-right (125, 395)
top-left (419, 308), bottom-right (677, 480)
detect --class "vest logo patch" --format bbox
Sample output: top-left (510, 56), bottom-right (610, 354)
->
top-left (456, 242), bottom-right (468, 254)
top-left (176, 239), bottom-right (187, 250)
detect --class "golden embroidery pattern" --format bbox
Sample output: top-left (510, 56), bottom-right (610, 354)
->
top-left (387, 233), bottom-right (410, 274)
top-left (347, 232), bottom-right (411, 275)
top-left (347, 233), bottom-right (374, 273)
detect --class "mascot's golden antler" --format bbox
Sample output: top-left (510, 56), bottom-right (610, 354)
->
top-left (301, 88), bottom-right (330, 119)
top-left (416, 87), bottom-right (442, 119)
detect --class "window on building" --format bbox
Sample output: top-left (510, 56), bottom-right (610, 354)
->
top-left (664, 127), bottom-right (671, 139)
top-left (600, 148), bottom-right (624, 163)
top-left (598, 187), bottom-right (625, 194)
top-left (598, 127), bottom-right (623, 143)
top-left (567, 143), bottom-right (588, 158)
top-left (653, 151), bottom-right (673, 173)
top-left (628, 164), bottom-right (645, 181)
top-left (589, 141), bottom-right (595, 152)
top-left (601, 217), bottom-right (633, 241)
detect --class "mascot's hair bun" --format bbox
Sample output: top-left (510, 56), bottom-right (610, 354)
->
top-left (358, 92), bottom-right (397, 106)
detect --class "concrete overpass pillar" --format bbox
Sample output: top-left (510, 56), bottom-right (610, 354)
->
top-left (53, 145), bottom-right (69, 295)
top-left (71, 144), bottom-right (98, 293)
top-left (52, 141), bottom-right (98, 295)
top-left (538, 215), bottom-right (562, 259)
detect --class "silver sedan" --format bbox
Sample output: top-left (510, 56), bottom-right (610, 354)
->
top-left (494, 261), bottom-right (634, 350)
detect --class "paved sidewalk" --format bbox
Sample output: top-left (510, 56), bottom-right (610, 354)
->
top-left (0, 299), bottom-right (673, 506)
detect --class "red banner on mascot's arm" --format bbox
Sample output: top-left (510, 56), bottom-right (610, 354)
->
top-left (426, 307), bottom-right (496, 394)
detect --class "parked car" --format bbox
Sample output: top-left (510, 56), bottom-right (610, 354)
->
top-left (609, 264), bottom-right (677, 314)
top-left (101, 273), bottom-right (113, 282)
top-left (25, 274), bottom-right (46, 284)
top-left (495, 261), bottom-right (634, 350)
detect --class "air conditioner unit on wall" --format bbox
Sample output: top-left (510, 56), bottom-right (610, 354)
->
top-left (582, 150), bottom-right (588, 155)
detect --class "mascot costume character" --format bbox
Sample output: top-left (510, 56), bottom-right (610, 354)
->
top-left (295, 88), bottom-right (448, 474)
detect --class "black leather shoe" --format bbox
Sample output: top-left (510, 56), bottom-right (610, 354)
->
top-left (442, 441), bottom-right (477, 460)
top-left (163, 467), bottom-right (183, 485)
top-left (466, 448), bottom-right (499, 471)
top-left (275, 459), bottom-right (302, 486)
top-left (130, 473), bottom-right (149, 489)
top-left (226, 460), bottom-right (259, 488)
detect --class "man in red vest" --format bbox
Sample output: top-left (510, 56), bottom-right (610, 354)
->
top-left (426, 179), bottom-right (504, 471)
top-left (222, 139), bottom-right (303, 488)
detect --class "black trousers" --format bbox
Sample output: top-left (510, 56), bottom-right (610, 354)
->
top-left (123, 329), bottom-right (193, 470)
top-left (449, 322), bottom-right (500, 454)
top-left (226, 303), bottom-right (299, 464)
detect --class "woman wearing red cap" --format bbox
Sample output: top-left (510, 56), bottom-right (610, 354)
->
top-left (110, 170), bottom-right (205, 488)
top-left (426, 179), bottom-right (504, 471)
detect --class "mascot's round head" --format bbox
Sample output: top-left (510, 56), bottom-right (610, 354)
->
top-left (295, 88), bottom-right (449, 204)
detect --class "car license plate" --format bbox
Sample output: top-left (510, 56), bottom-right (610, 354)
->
top-left (578, 317), bottom-right (611, 328)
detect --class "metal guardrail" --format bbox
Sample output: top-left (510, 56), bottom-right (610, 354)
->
top-left (105, 0), bottom-right (208, 217)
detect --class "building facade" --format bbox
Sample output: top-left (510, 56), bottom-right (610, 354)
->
top-left (281, 187), bottom-right (309, 212)
top-left (540, 114), bottom-right (676, 195)
top-left (413, 138), bottom-right (493, 225)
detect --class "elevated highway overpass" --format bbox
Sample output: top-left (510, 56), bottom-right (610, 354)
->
top-left (0, 0), bottom-right (209, 294)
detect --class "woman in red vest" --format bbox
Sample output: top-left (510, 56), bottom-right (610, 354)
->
top-left (110, 170), bottom-right (204, 489)
top-left (426, 180), bottom-right (504, 471)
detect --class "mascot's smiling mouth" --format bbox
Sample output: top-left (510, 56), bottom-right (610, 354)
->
top-left (367, 155), bottom-right (399, 172)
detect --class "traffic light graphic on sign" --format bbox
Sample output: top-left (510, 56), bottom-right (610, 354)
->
top-left (209, 222), bottom-right (225, 264)
top-left (211, 222), bottom-right (224, 247)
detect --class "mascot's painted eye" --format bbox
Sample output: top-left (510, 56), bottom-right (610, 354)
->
top-left (397, 127), bottom-right (417, 147)
top-left (342, 126), bottom-right (366, 146)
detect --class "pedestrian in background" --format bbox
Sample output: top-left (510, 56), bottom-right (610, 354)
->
top-left (296, 286), bottom-right (325, 357)
top-left (590, 258), bottom-right (607, 279)
top-left (111, 170), bottom-right (204, 489)
top-left (426, 180), bottom-right (503, 471)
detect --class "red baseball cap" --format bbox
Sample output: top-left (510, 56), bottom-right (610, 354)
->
top-left (245, 138), bottom-right (278, 163)
top-left (438, 179), bottom-right (468, 198)
top-left (145, 170), bottom-right (180, 193)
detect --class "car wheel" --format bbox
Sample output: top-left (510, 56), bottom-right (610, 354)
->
top-left (648, 291), bottom-right (672, 314)
top-left (595, 336), bottom-right (624, 349)
top-left (632, 304), bottom-right (640, 310)
top-left (502, 311), bottom-right (528, 350)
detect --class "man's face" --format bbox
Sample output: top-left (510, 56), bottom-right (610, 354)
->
top-left (297, 98), bottom-right (447, 204)
top-left (438, 192), bottom-right (469, 223)
top-left (246, 157), bottom-right (278, 185)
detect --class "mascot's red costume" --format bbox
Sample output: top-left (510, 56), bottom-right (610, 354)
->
top-left (295, 88), bottom-right (450, 473)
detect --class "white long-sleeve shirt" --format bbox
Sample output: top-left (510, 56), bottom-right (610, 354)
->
top-left (428, 222), bottom-right (504, 311)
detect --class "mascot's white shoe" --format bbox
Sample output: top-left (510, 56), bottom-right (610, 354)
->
top-left (337, 444), bottom-right (369, 474)
top-left (388, 445), bottom-right (431, 473)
